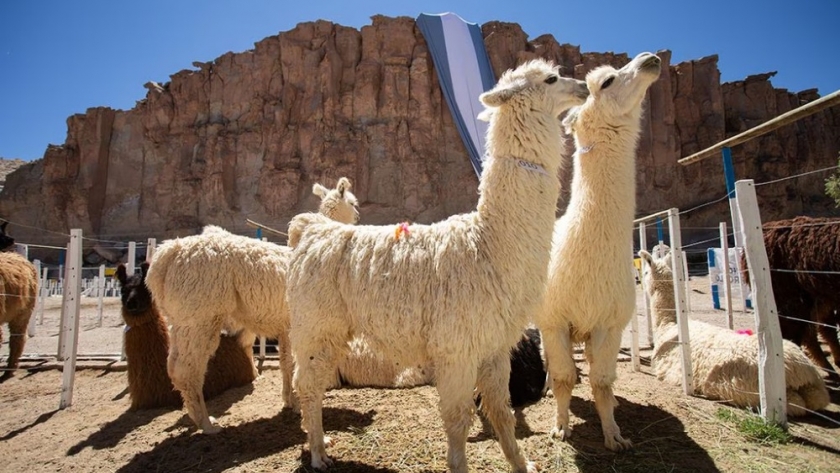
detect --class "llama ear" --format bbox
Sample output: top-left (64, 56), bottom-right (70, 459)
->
top-left (336, 177), bottom-right (351, 197)
top-left (638, 250), bottom-right (653, 266)
top-left (561, 107), bottom-right (580, 135)
top-left (115, 264), bottom-right (128, 286)
top-left (140, 262), bottom-right (150, 280)
top-left (480, 78), bottom-right (527, 108)
top-left (312, 183), bottom-right (328, 198)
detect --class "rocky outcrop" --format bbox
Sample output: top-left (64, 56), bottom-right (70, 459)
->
top-left (1, 16), bottom-right (838, 260)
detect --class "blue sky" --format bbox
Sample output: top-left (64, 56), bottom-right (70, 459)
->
top-left (1, 0), bottom-right (838, 161)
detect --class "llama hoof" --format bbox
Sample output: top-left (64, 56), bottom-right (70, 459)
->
top-left (604, 435), bottom-right (632, 451)
top-left (550, 426), bottom-right (572, 441)
top-left (517, 460), bottom-right (539, 473)
top-left (310, 451), bottom-right (334, 470)
top-left (201, 417), bottom-right (222, 434)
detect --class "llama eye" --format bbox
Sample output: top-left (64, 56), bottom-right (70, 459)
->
top-left (544, 75), bottom-right (558, 84)
top-left (601, 77), bottom-right (615, 89)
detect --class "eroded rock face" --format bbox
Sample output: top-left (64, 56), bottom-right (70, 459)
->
top-left (2, 17), bottom-right (838, 257)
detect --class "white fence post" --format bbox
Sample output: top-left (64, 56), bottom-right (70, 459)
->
top-left (668, 208), bottom-right (693, 395)
top-left (735, 180), bottom-right (787, 427)
top-left (96, 264), bottom-right (106, 327)
top-left (147, 238), bottom-right (156, 262)
top-left (682, 250), bottom-right (691, 313)
top-left (720, 222), bottom-right (734, 329)
top-left (639, 222), bottom-right (653, 348)
top-left (57, 245), bottom-right (70, 360)
top-left (127, 241), bottom-right (136, 275)
top-left (59, 229), bottom-right (83, 410)
top-left (37, 266), bottom-right (48, 324)
top-left (630, 243), bottom-right (640, 371)
top-left (29, 259), bottom-right (41, 337)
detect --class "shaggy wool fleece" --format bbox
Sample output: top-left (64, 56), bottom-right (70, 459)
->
top-left (0, 251), bottom-right (38, 380)
top-left (287, 58), bottom-right (588, 472)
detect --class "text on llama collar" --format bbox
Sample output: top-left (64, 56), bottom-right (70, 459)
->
top-left (516, 158), bottom-right (550, 176)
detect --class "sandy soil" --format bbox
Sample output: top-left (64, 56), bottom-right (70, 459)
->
top-left (1, 275), bottom-right (838, 472)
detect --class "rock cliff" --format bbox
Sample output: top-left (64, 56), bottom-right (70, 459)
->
top-left (2, 16), bottom-right (838, 258)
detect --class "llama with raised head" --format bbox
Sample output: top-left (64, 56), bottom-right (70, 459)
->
top-left (640, 250), bottom-right (829, 416)
top-left (145, 177), bottom-right (359, 432)
top-left (537, 52), bottom-right (662, 451)
top-left (286, 59), bottom-right (588, 472)
top-left (0, 221), bottom-right (38, 382)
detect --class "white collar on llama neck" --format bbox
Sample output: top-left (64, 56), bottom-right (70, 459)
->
top-left (515, 158), bottom-right (550, 176)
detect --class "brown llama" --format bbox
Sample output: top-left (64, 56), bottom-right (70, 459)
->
top-left (742, 216), bottom-right (840, 380)
top-left (0, 221), bottom-right (38, 382)
top-left (115, 263), bottom-right (257, 410)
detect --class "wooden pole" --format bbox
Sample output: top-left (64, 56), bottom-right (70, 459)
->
top-left (720, 222), bottom-right (734, 329)
top-left (668, 208), bottom-right (694, 395)
top-left (735, 180), bottom-right (787, 427)
top-left (60, 229), bottom-right (83, 410)
top-left (678, 89), bottom-right (840, 166)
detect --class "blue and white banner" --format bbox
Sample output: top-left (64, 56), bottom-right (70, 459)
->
top-left (416, 12), bottom-right (496, 177)
top-left (708, 247), bottom-right (752, 309)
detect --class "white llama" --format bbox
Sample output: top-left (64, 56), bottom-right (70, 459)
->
top-left (639, 250), bottom-right (830, 416)
top-left (286, 59), bottom-right (588, 472)
top-left (537, 52), bottom-right (662, 451)
top-left (144, 177), bottom-right (359, 433)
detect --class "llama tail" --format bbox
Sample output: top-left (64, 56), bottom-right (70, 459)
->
top-left (144, 239), bottom-right (181, 305)
top-left (287, 212), bottom-right (330, 248)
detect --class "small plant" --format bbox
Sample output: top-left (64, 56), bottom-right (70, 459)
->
top-left (825, 152), bottom-right (840, 207)
top-left (715, 407), bottom-right (792, 444)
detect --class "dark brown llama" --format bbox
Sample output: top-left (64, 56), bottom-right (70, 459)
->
top-left (0, 221), bottom-right (38, 382)
top-left (742, 216), bottom-right (840, 380)
top-left (116, 263), bottom-right (257, 410)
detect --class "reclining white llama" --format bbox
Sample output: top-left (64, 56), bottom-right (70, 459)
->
top-left (286, 59), bottom-right (588, 472)
top-left (145, 177), bottom-right (359, 433)
top-left (640, 250), bottom-right (829, 416)
top-left (537, 52), bottom-right (662, 451)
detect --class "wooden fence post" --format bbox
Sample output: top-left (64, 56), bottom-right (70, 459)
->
top-left (60, 229), bottom-right (83, 409)
top-left (668, 208), bottom-right (694, 395)
top-left (735, 180), bottom-right (787, 427)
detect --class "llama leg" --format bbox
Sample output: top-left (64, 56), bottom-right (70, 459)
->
top-left (541, 326), bottom-right (576, 441)
top-left (801, 324), bottom-right (837, 379)
top-left (436, 362), bottom-right (478, 473)
top-left (814, 301), bottom-right (840, 368)
top-left (277, 329), bottom-right (299, 412)
top-left (168, 324), bottom-right (221, 433)
top-left (2, 315), bottom-right (29, 380)
top-left (475, 353), bottom-right (537, 473)
top-left (818, 324), bottom-right (840, 369)
top-left (587, 326), bottom-right (632, 451)
top-left (294, 336), bottom-right (343, 469)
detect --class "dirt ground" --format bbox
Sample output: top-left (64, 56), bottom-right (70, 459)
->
top-left (1, 275), bottom-right (839, 472)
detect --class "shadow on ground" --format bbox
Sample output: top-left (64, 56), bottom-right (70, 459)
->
top-left (566, 395), bottom-right (721, 473)
top-left (68, 382), bottom-right (255, 455)
top-left (114, 407), bottom-right (376, 473)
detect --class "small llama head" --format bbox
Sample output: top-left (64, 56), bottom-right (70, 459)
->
top-left (115, 262), bottom-right (154, 323)
top-left (563, 52), bottom-right (661, 143)
top-left (0, 221), bottom-right (15, 252)
top-left (478, 58), bottom-right (588, 121)
top-left (312, 177), bottom-right (359, 224)
top-left (639, 249), bottom-right (673, 298)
